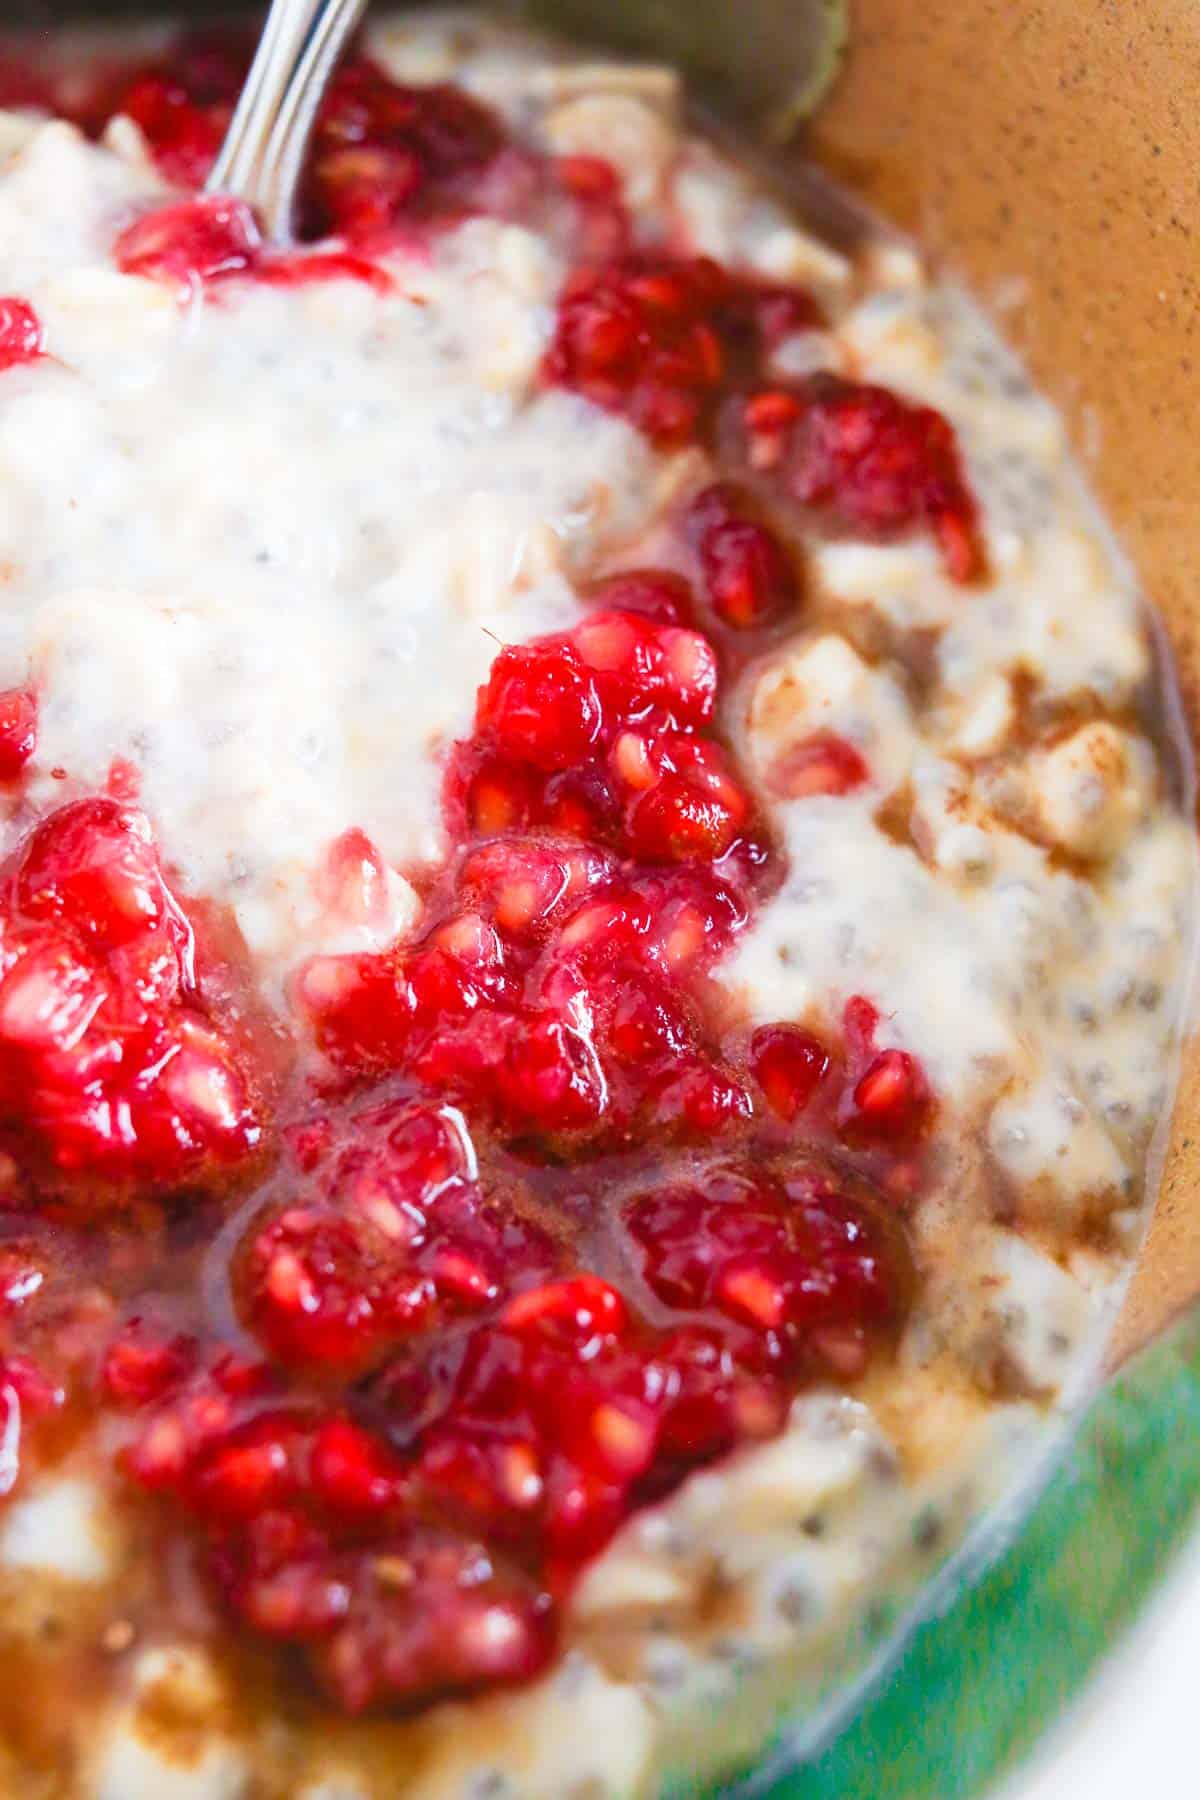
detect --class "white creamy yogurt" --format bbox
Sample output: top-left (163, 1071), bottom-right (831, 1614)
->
top-left (0, 123), bottom-right (661, 972)
top-left (0, 1474), bottom-right (110, 1582)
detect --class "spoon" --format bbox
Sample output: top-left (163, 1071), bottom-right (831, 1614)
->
top-left (206, 0), bottom-right (369, 241)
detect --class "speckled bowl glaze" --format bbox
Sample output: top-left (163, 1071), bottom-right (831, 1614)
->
top-left (29, 2), bottom-right (1200, 1795)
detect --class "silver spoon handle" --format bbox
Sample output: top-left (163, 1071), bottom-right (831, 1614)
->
top-left (206, 0), bottom-right (369, 242)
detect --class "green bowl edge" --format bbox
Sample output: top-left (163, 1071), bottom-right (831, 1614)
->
top-left (713, 1304), bottom-right (1200, 1799)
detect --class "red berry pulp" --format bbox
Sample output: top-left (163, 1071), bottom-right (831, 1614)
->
top-left (0, 688), bottom-right (37, 780)
top-left (741, 374), bottom-right (983, 581)
top-left (0, 798), bottom-right (263, 1182)
top-left (0, 298), bottom-right (43, 372)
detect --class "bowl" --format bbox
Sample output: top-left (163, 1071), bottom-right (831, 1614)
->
top-left (18, 3), bottom-right (1200, 1793)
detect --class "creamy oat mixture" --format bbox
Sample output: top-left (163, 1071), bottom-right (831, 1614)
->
top-left (0, 11), bottom-right (1193, 1800)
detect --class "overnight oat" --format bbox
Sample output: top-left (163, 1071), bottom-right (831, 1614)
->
top-left (0, 10), bottom-right (1193, 1797)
